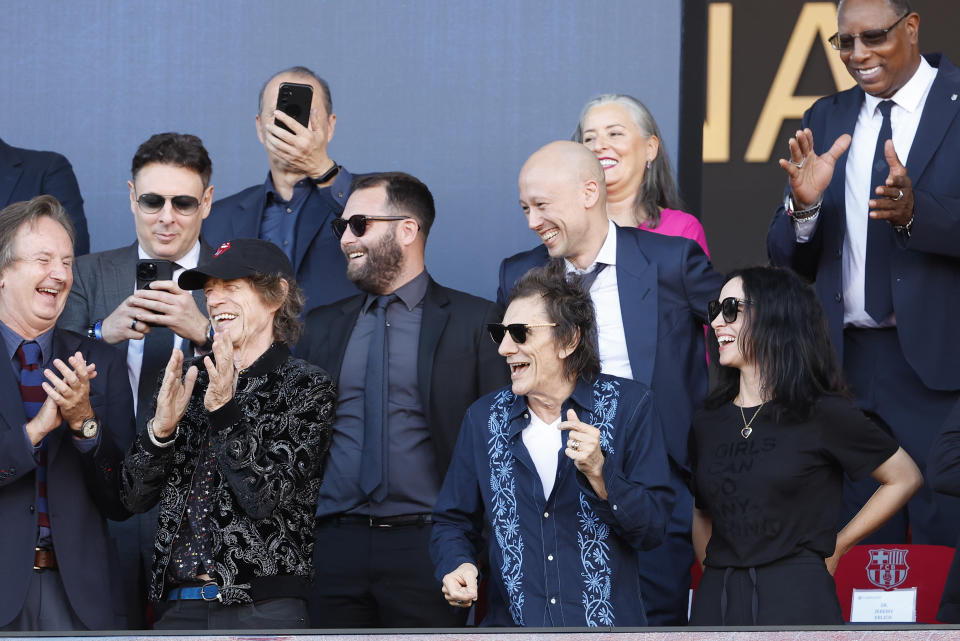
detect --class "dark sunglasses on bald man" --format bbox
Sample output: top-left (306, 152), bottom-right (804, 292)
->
top-left (136, 193), bottom-right (201, 215)
top-left (829, 11), bottom-right (909, 51)
top-left (708, 297), bottom-right (752, 324)
top-left (331, 215), bottom-right (411, 239)
top-left (487, 322), bottom-right (558, 345)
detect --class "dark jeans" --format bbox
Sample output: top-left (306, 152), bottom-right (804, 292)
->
top-left (153, 597), bottom-right (309, 630)
top-left (309, 519), bottom-right (468, 628)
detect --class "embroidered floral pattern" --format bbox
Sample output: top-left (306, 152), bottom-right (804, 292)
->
top-left (591, 378), bottom-right (619, 455)
top-left (487, 388), bottom-right (525, 625)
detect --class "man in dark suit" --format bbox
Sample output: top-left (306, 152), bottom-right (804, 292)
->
top-left (0, 137), bottom-right (89, 255)
top-left (497, 141), bottom-right (723, 626)
top-left (767, 0), bottom-right (960, 546)
top-left (299, 172), bottom-right (507, 627)
top-left (58, 133), bottom-right (215, 627)
top-left (0, 195), bottom-right (134, 631)
top-left (202, 66), bottom-right (358, 316)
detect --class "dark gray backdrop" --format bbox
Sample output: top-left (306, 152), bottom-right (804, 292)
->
top-left (1, 0), bottom-right (683, 301)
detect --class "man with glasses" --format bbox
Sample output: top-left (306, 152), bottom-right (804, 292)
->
top-left (298, 172), bottom-right (507, 627)
top-left (768, 0), bottom-right (960, 549)
top-left (202, 66), bottom-right (359, 316)
top-left (58, 132), bottom-right (215, 628)
top-left (496, 141), bottom-right (723, 626)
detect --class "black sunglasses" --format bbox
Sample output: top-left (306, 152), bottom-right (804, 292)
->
top-left (136, 193), bottom-right (201, 215)
top-left (332, 215), bottom-right (410, 239)
top-left (487, 322), bottom-right (558, 345)
top-left (829, 11), bottom-right (910, 51)
top-left (708, 297), bottom-right (752, 324)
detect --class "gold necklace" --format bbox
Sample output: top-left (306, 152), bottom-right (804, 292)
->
top-left (738, 401), bottom-right (765, 439)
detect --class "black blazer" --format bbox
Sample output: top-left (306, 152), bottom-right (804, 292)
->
top-left (0, 138), bottom-right (89, 255)
top-left (298, 278), bottom-right (508, 475)
top-left (0, 329), bottom-right (135, 629)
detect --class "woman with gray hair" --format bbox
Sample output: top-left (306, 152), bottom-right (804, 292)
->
top-left (430, 261), bottom-right (674, 626)
top-left (574, 93), bottom-right (710, 256)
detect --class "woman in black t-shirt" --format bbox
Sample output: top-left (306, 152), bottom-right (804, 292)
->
top-left (688, 266), bottom-right (922, 626)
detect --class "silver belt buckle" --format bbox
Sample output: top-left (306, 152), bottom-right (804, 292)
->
top-left (200, 582), bottom-right (222, 602)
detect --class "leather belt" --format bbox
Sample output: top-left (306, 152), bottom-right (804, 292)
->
top-left (318, 512), bottom-right (433, 528)
top-left (34, 547), bottom-right (57, 570)
top-left (167, 582), bottom-right (222, 602)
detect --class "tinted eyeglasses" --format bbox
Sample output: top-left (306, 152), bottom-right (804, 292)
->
top-left (331, 215), bottom-right (410, 239)
top-left (708, 297), bottom-right (752, 324)
top-left (829, 11), bottom-right (910, 51)
top-left (136, 193), bottom-right (202, 215)
top-left (487, 323), bottom-right (558, 345)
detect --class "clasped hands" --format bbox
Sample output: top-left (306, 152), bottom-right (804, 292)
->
top-left (26, 352), bottom-right (97, 445)
top-left (779, 128), bottom-right (914, 228)
top-left (101, 280), bottom-right (208, 346)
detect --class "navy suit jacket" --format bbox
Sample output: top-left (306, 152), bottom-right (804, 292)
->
top-left (0, 138), bottom-right (89, 256)
top-left (767, 53), bottom-right (960, 392)
top-left (497, 225), bottom-right (723, 468)
top-left (202, 168), bottom-right (359, 315)
top-left (298, 278), bottom-right (508, 476)
top-left (0, 328), bottom-right (135, 629)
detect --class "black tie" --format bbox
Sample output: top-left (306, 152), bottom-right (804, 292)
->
top-left (865, 100), bottom-right (895, 323)
top-left (575, 262), bottom-right (608, 292)
top-left (359, 294), bottom-right (394, 502)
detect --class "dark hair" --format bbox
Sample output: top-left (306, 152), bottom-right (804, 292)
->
top-left (572, 93), bottom-right (684, 228)
top-left (258, 66), bottom-right (333, 118)
top-left (351, 172), bottom-right (436, 238)
top-left (0, 195), bottom-right (75, 273)
top-left (509, 259), bottom-right (601, 382)
top-left (245, 273), bottom-right (305, 345)
top-left (131, 133), bottom-right (212, 188)
top-left (704, 266), bottom-right (846, 421)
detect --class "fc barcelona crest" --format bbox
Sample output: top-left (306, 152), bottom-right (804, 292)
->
top-left (865, 548), bottom-right (910, 589)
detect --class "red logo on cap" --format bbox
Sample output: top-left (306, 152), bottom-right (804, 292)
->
top-left (214, 242), bottom-right (231, 257)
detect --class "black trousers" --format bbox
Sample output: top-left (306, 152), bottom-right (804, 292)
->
top-left (309, 519), bottom-right (468, 628)
top-left (153, 597), bottom-right (308, 630)
top-left (1, 569), bottom-right (86, 631)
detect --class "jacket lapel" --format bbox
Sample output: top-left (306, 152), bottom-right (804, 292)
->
top-left (0, 140), bottom-right (22, 207)
top-left (907, 55), bottom-right (960, 181)
top-left (231, 188), bottom-right (268, 239)
top-left (823, 89), bottom-right (863, 231)
top-left (328, 297), bottom-right (364, 384)
top-left (615, 227), bottom-right (657, 387)
top-left (417, 279), bottom-right (450, 425)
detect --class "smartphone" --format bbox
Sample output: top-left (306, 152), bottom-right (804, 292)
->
top-left (136, 259), bottom-right (174, 291)
top-left (275, 82), bottom-right (313, 133)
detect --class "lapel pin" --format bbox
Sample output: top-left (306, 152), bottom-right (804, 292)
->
top-left (952, 94), bottom-right (958, 101)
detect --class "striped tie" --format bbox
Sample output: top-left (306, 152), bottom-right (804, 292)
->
top-left (17, 341), bottom-right (50, 532)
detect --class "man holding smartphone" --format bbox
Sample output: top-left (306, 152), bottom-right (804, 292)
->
top-left (202, 66), bottom-right (359, 316)
top-left (57, 132), bottom-right (216, 628)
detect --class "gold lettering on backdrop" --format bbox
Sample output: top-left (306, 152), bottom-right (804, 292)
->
top-left (703, 2), bottom-right (732, 162)
top-left (744, 2), bottom-right (856, 162)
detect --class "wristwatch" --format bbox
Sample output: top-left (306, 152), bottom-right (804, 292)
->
top-left (73, 416), bottom-right (100, 439)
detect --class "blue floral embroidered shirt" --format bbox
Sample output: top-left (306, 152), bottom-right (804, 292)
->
top-left (430, 374), bottom-right (675, 627)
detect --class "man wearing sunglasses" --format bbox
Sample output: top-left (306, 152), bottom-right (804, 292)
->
top-left (298, 172), bottom-right (507, 628)
top-left (496, 141), bottom-right (723, 626)
top-left (202, 66), bottom-right (359, 317)
top-left (58, 133), bottom-right (216, 628)
top-left (768, 0), bottom-right (960, 552)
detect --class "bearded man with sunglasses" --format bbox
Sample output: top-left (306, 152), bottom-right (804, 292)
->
top-left (298, 172), bottom-right (507, 628)
top-left (58, 132), bottom-right (216, 628)
top-left (768, 0), bottom-right (960, 550)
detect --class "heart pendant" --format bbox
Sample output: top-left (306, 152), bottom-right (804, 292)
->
top-left (740, 426), bottom-right (752, 439)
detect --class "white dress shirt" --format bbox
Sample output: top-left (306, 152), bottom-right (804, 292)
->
top-left (794, 57), bottom-right (936, 327)
top-left (564, 220), bottom-right (633, 380)
top-left (128, 241), bottom-right (201, 411)
top-left (522, 410), bottom-right (563, 500)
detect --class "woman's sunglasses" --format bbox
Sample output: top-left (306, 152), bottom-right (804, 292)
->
top-left (708, 297), bottom-right (752, 324)
top-left (331, 215), bottom-right (411, 239)
top-left (487, 323), bottom-right (557, 345)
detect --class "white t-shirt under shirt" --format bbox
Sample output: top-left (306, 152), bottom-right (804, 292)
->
top-left (522, 409), bottom-right (563, 500)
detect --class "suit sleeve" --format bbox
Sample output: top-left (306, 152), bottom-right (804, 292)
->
top-left (58, 261), bottom-right (93, 335)
top-left (901, 184), bottom-right (960, 259)
top-left (577, 386), bottom-right (676, 551)
top-left (496, 257), bottom-right (511, 308)
top-left (430, 404), bottom-right (486, 581)
top-left (930, 399), bottom-right (960, 497)
top-left (43, 153), bottom-right (89, 256)
top-left (679, 237), bottom-right (725, 323)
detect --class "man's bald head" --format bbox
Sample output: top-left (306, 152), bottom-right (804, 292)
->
top-left (521, 140), bottom-right (607, 192)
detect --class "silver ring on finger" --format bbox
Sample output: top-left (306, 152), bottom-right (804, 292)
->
top-left (130, 318), bottom-right (138, 330)
top-left (892, 188), bottom-right (904, 201)
top-left (569, 439), bottom-right (580, 451)
top-left (789, 158), bottom-right (805, 169)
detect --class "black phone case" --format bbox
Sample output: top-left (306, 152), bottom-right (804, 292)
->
top-left (275, 82), bottom-right (313, 133)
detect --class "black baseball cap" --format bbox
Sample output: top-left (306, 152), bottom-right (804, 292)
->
top-left (178, 238), bottom-right (294, 290)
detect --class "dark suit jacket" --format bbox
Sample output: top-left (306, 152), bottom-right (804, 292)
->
top-left (298, 278), bottom-right (508, 476)
top-left (0, 328), bottom-right (135, 629)
top-left (58, 240), bottom-right (212, 355)
top-left (202, 167), bottom-right (359, 316)
top-left (497, 226), bottom-right (723, 468)
top-left (767, 53), bottom-right (960, 392)
top-left (0, 138), bottom-right (89, 255)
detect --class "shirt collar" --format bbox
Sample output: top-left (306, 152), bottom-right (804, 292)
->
top-left (563, 219), bottom-right (617, 274)
top-left (505, 375), bottom-right (597, 435)
top-left (0, 319), bottom-right (54, 365)
top-left (238, 341), bottom-right (290, 378)
top-left (864, 55), bottom-right (936, 116)
top-left (362, 270), bottom-right (430, 314)
top-left (264, 172), bottom-right (313, 202)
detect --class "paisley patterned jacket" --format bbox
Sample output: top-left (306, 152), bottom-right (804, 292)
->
top-left (120, 343), bottom-right (335, 605)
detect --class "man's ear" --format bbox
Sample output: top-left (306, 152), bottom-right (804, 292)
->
top-left (558, 326), bottom-right (581, 360)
